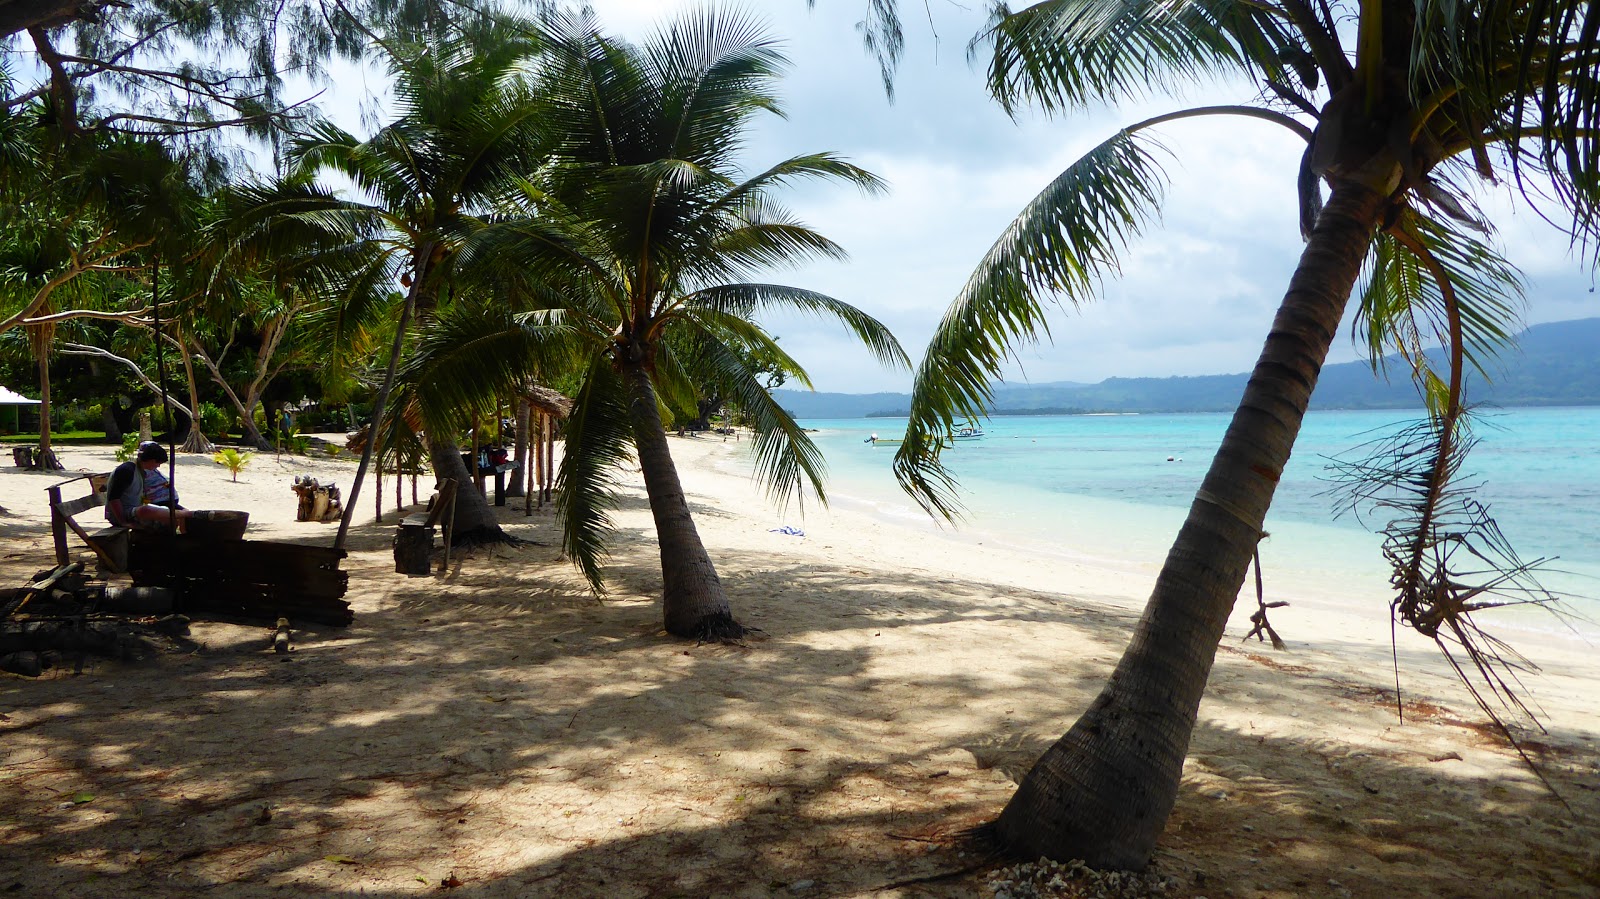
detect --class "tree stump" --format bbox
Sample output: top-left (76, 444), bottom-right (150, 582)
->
top-left (393, 516), bottom-right (433, 575)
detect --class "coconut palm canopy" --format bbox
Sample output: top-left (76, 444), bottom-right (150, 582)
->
top-left (386, 9), bottom-right (908, 639)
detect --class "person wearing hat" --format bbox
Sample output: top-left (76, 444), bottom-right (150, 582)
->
top-left (105, 442), bottom-right (193, 530)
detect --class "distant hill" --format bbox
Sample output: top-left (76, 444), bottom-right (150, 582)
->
top-left (775, 317), bottom-right (1600, 419)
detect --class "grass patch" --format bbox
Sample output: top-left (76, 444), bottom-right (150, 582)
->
top-left (1, 432), bottom-right (112, 444)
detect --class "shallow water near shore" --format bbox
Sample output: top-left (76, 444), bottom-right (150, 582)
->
top-left (786, 407), bottom-right (1600, 643)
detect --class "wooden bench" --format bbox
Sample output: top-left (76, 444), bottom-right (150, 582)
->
top-left (393, 478), bottom-right (458, 576)
top-left (45, 473), bottom-right (130, 573)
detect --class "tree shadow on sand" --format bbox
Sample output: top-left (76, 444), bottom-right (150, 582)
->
top-left (1, 497), bottom-right (1597, 898)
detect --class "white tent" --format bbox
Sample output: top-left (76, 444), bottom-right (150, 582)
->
top-left (1, 385), bottom-right (41, 434)
top-left (0, 385), bottom-right (41, 405)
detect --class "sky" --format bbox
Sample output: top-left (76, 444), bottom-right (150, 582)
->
top-left (315, 0), bottom-right (1598, 395)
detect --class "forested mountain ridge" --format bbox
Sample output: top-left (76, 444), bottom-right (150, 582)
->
top-left (777, 317), bottom-right (1600, 418)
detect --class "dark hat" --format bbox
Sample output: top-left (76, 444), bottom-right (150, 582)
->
top-left (137, 442), bottom-right (168, 463)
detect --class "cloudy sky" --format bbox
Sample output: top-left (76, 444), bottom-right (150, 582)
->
top-left (328, 1), bottom-right (1596, 394)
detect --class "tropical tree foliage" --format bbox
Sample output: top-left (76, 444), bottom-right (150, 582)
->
top-left (885, 0), bottom-right (1600, 870)
top-left (1, 0), bottom-right (517, 146)
top-left (223, 19), bottom-right (549, 544)
top-left (441, 8), bottom-right (908, 639)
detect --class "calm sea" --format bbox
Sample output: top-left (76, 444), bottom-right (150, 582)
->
top-left (780, 408), bottom-right (1600, 639)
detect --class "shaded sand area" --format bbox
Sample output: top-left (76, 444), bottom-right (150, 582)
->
top-left (2, 437), bottom-right (1597, 897)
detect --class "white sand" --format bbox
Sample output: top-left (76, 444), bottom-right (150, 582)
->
top-left (1, 436), bottom-right (1597, 898)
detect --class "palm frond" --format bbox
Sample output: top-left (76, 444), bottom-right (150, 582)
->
top-left (682, 282), bottom-right (909, 371)
top-left (1324, 413), bottom-right (1569, 798)
top-left (400, 305), bottom-right (581, 435)
top-left (1354, 208), bottom-right (1525, 401)
top-left (894, 128), bottom-right (1170, 518)
top-left (981, 0), bottom-right (1299, 116)
top-left (677, 312), bottom-right (829, 510)
top-left (556, 355), bottom-right (636, 591)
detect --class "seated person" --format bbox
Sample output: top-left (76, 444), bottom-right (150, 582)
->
top-left (105, 442), bottom-right (193, 530)
top-left (141, 454), bottom-right (181, 509)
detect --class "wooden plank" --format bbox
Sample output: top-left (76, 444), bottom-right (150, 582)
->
top-left (56, 493), bottom-right (105, 517)
top-left (47, 485), bottom-right (68, 566)
top-left (52, 503), bottom-right (119, 571)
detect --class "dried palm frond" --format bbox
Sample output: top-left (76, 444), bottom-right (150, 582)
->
top-left (1325, 413), bottom-right (1569, 802)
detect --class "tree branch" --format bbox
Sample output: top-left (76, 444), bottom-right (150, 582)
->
top-left (59, 342), bottom-right (193, 418)
top-left (20, 307), bottom-right (150, 326)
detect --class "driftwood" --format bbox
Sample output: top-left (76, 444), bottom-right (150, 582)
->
top-left (273, 617), bottom-right (291, 654)
top-left (291, 475), bottom-right (343, 523)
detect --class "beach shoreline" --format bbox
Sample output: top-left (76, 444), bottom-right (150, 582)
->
top-left (1, 436), bottom-right (1596, 897)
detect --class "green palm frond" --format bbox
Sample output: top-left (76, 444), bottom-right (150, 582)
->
top-left (643, 7), bottom-right (786, 164)
top-left (707, 153), bottom-right (887, 217)
top-left (557, 355), bottom-right (636, 591)
top-left (1401, 0), bottom-right (1600, 254)
top-left (400, 306), bottom-right (580, 435)
top-left (1355, 209), bottom-right (1525, 402)
top-left (709, 213), bottom-right (851, 275)
top-left (648, 338), bottom-right (705, 421)
top-left (981, 0), bottom-right (1302, 116)
top-left (681, 283), bottom-right (909, 371)
top-left (894, 129), bottom-right (1169, 518)
top-left (677, 308), bottom-right (815, 392)
top-left (677, 314), bottom-right (829, 510)
top-left (293, 254), bottom-right (400, 368)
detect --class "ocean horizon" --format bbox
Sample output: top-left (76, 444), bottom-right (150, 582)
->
top-left (772, 407), bottom-right (1600, 645)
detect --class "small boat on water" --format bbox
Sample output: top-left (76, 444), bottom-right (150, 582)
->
top-left (952, 421), bottom-right (985, 440)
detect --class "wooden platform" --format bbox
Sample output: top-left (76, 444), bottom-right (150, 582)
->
top-left (129, 531), bottom-right (353, 626)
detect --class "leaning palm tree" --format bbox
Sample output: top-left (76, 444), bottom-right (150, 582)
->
top-left (454, 9), bottom-right (907, 639)
top-left (889, 0), bottom-right (1600, 870)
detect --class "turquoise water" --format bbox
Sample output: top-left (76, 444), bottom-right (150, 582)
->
top-left (789, 408), bottom-right (1600, 637)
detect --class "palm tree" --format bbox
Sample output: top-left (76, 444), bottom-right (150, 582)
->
top-left (889, 0), bottom-right (1600, 870)
top-left (447, 9), bottom-right (907, 639)
top-left (232, 22), bottom-right (549, 546)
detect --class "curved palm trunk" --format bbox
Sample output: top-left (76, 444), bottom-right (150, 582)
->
top-left (427, 434), bottom-right (508, 545)
top-left (621, 361), bottom-right (744, 640)
top-left (991, 182), bottom-right (1388, 869)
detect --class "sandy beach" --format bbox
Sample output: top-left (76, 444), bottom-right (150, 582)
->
top-left (1, 436), bottom-right (1597, 897)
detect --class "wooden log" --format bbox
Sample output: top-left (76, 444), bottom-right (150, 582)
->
top-left (0, 651), bottom-right (42, 677)
top-left (273, 617), bottom-right (290, 654)
top-left (101, 586), bottom-right (175, 615)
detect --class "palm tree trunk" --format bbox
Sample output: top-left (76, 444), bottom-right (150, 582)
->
top-left (620, 361), bottom-right (744, 640)
top-left (990, 182), bottom-right (1388, 869)
top-left (427, 434), bottom-right (507, 544)
top-left (508, 398), bottom-right (530, 497)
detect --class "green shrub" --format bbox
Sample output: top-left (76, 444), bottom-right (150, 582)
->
top-left (199, 402), bottom-right (231, 437)
top-left (287, 433), bottom-right (311, 455)
top-left (115, 433), bottom-right (139, 462)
